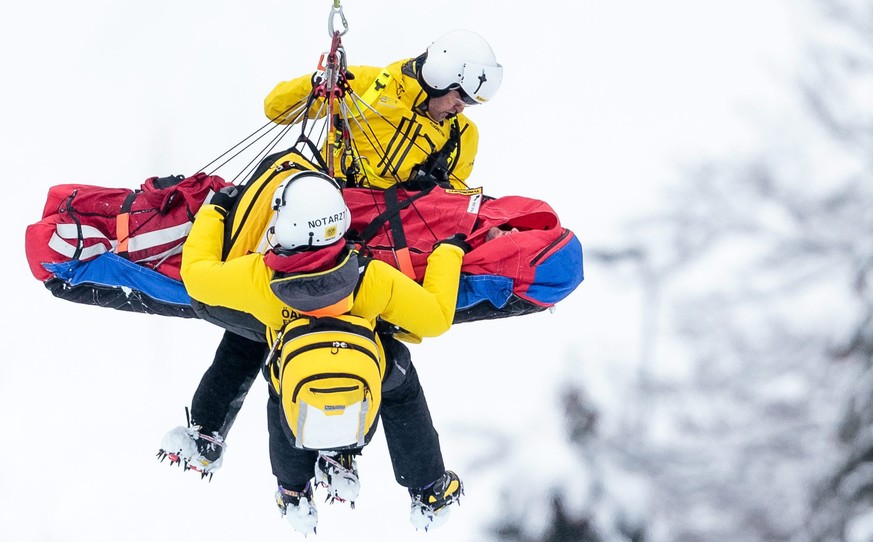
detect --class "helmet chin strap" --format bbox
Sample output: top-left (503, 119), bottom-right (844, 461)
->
top-left (407, 56), bottom-right (440, 121)
top-left (413, 94), bottom-right (437, 122)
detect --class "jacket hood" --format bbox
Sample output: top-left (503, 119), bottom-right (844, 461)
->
top-left (266, 244), bottom-right (360, 315)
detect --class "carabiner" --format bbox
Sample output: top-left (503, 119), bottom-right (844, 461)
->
top-left (328, 2), bottom-right (349, 37)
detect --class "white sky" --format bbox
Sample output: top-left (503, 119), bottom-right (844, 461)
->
top-left (1, 1), bottom-right (805, 540)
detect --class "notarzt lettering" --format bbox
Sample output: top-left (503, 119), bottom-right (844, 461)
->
top-left (308, 211), bottom-right (346, 228)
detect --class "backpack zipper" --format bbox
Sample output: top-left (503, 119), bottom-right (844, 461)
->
top-left (310, 385), bottom-right (360, 394)
top-left (292, 372), bottom-right (370, 402)
top-left (530, 228), bottom-right (570, 267)
top-left (285, 340), bottom-right (381, 375)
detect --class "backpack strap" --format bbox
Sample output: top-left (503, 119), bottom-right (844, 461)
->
top-left (352, 70), bottom-right (392, 119)
top-left (356, 184), bottom-right (435, 242)
top-left (264, 322), bottom-right (287, 387)
top-left (385, 186), bottom-right (414, 279)
top-left (115, 191), bottom-right (139, 258)
top-left (353, 184), bottom-right (436, 280)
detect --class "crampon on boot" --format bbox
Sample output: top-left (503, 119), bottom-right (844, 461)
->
top-left (277, 483), bottom-right (318, 535)
top-left (314, 451), bottom-right (360, 507)
top-left (409, 470), bottom-right (464, 531)
top-left (156, 425), bottom-right (225, 481)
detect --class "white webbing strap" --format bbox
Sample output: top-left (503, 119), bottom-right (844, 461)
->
top-left (48, 224), bottom-right (116, 259)
top-left (49, 221), bottom-right (192, 262)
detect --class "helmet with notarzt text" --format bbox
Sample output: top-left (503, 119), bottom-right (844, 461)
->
top-left (271, 171), bottom-right (350, 250)
top-left (419, 29), bottom-right (503, 105)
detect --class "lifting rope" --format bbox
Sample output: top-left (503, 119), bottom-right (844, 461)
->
top-left (198, 0), bottom-right (351, 182)
top-left (200, 0), bottom-right (462, 192)
top-left (196, 0), bottom-right (447, 275)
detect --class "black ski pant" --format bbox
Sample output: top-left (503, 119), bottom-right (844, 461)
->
top-left (193, 329), bottom-right (446, 490)
top-left (379, 335), bottom-right (447, 489)
top-left (190, 329), bottom-right (268, 436)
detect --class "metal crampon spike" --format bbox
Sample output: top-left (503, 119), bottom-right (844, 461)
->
top-left (156, 449), bottom-right (184, 467)
top-left (323, 493), bottom-right (353, 508)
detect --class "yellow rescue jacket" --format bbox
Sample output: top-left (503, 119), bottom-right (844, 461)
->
top-left (181, 205), bottom-right (464, 344)
top-left (264, 59), bottom-right (479, 189)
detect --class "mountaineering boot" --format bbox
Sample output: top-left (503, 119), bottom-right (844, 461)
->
top-left (156, 425), bottom-right (225, 479)
top-left (276, 483), bottom-right (318, 535)
top-left (409, 470), bottom-right (464, 531)
top-left (314, 450), bottom-right (360, 506)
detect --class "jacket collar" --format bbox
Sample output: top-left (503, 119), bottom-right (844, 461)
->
top-left (266, 243), bottom-right (361, 315)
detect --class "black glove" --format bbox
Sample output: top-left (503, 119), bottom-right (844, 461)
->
top-left (434, 233), bottom-right (472, 254)
top-left (210, 186), bottom-right (239, 211)
top-left (404, 157), bottom-right (451, 191)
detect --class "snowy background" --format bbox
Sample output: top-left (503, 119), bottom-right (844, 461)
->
top-left (4, 1), bottom-right (860, 541)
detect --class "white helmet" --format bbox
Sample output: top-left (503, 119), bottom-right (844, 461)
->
top-left (419, 29), bottom-right (503, 105)
top-left (271, 171), bottom-right (350, 250)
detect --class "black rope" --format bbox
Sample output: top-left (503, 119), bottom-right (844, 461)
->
top-left (198, 117), bottom-right (278, 175)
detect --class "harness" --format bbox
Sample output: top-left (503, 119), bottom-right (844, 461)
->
top-left (405, 119), bottom-right (461, 189)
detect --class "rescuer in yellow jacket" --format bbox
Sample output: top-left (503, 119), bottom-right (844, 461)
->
top-left (178, 171), bottom-right (470, 534)
top-left (162, 30), bottom-right (501, 533)
top-left (264, 29), bottom-right (503, 190)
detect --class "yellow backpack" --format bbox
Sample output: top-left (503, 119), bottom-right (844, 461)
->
top-left (267, 313), bottom-right (384, 450)
top-left (222, 147), bottom-right (322, 260)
